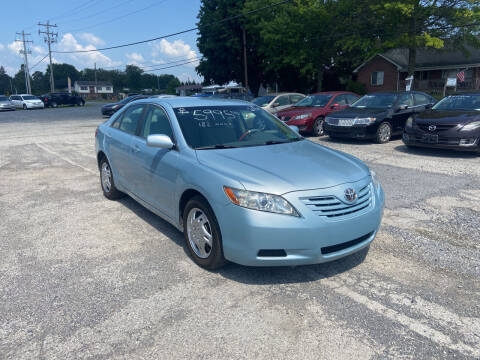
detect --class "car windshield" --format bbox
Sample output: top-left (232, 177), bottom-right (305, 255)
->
top-left (432, 95), bottom-right (480, 111)
top-left (173, 105), bottom-right (303, 149)
top-left (0, 96), bottom-right (8, 101)
top-left (294, 94), bottom-right (332, 107)
top-left (252, 96), bottom-right (275, 107)
top-left (351, 93), bottom-right (398, 109)
top-left (22, 95), bottom-right (37, 100)
top-left (120, 96), bottom-right (139, 104)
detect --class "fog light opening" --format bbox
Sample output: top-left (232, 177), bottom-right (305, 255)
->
top-left (459, 138), bottom-right (476, 146)
top-left (257, 249), bottom-right (287, 257)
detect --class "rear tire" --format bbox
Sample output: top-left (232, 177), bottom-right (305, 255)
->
top-left (313, 116), bottom-right (325, 136)
top-left (183, 196), bottom-right (226, 270)
top-left (375, 122), bottom-right (392, 144)
top-left (99, 157), bottom-right (125, 200)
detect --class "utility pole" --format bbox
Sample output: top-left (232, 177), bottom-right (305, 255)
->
top-left (38, 21), bottom-right (58, 93)
top-left (94, 62), bottom-right (97, 99)
top-left (15, 31), bottom-right (32, 94)
top-left (242, 28), bottom-right (249, 91)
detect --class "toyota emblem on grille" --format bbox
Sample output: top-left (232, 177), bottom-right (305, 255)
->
top-left (344, 188), bottom-right (357, 202)
top-left (428, 125), bottom-right (437, 131)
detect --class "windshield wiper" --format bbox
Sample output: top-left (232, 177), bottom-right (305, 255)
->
top-left (196, 144), bottom-right (238, 150)
top-left (264, 139), bottom-right (301, 145)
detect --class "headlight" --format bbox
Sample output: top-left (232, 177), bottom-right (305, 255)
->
top-left (293, 113), bottom-right (312, 120)
top-left (354, 117), bottom-right (376, 125)
top-left (112, 104), bottom-right (119, 109)
top-left (370, 170), bottom-right (380, 190)
top-left (461, 121), bottom-right (480, 131)
top-left (223, 186), bottom-right (300, 217)
top-left (405, 117), bottom-right (413, 128)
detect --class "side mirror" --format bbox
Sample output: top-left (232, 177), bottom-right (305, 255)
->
top-left (425, 103), bottom-right (433, 109)
top-left (330, 103), bottom-right (340, 109)
top-left (272, 102), bottom-right (280, 108)
top-left (146, 134), bottom-right (174, 149)
top-left (289, 125), bottom-right (300, 133)
top-left (397, 104), bottom-right (409, 111)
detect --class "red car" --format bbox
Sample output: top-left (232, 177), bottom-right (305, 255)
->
top-left (277, 91), bottom-right (360, 136)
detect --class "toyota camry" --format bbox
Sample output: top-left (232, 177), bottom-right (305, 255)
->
top-left (95, 98), bottom-right (384, 269)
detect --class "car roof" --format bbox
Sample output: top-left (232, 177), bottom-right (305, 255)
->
top-left (311, 91), bottom-right (356, 95)
top-left (257, 93), bottom-right (302, 97)
top-left (18, 94), bottom-right (34, 96)
top-left (135, 96), bottom-right (252, 108)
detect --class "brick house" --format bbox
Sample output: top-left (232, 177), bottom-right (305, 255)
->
top-left (354, 46), bottom-right (480, 95)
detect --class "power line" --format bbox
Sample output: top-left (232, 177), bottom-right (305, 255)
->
top-left (56, 0), bottom-right (132, 26)
top-left (53, 0), bottom-right (292, 54)
top-left (30, 54), bottom-right (50, 71)
top-left (142, 59), bottom-right (201, 72)
top-left (50, 0), bottom-right (104, 22)
top-left (99, 56), bottom-right (204, 70)
top-left (65, 0), bottom-right (170, 33)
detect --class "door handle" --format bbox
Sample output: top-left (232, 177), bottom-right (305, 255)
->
top-left (132, 144), bottom-right (140, 153)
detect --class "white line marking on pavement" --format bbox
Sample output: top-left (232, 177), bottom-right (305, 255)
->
top-left (321, 278), bottom-right (480, 358)
top-left (35, 143), bottom-right (96, 175)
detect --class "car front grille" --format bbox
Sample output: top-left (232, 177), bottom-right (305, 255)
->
top-left (417, 124), bottom-right (457, 132)
top-left (301, 184), bottom-right (372, 218)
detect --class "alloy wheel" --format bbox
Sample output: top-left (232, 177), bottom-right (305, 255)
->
top-left (186, 208), bottom-right (213, 259)
top-left (101, 162), bottom-right (112, 193)
top-left (314, 118), bottom-right (324, 136)
top-left (379, 123), bottom-right (391, 143)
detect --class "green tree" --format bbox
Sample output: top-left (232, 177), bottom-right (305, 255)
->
top-left (31, 71), bottom-right (49, 94)
top-left (125, 65), bottom-right (143, 90)
top-left (45, 63), bottom-right (80, 90)
top-left (13, 65), bottom-right (27, 94)
top-left (196, 0), bottom-right (264, 93)
top-left (0, 66), bottom-right (13, 95)
top-left (368, 0), bottom-right (480, 75)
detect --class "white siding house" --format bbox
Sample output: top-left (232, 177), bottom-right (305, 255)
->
top-left (74, 81), bottom-right (114, 97)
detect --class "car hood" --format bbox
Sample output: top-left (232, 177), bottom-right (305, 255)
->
top-left (328, 107), bottom-right (389, 119)
top-left (416, 109), bottom-right (480, 125)
top-left (103, 102), bottom-right (121, 108)
top-left (195, 140), bottom-right (370, 194)
top-left (277, 106), bottom-right (321, 118)
top-left (0, 100), bottom-right (12, 104)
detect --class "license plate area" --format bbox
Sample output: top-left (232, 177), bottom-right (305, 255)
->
top-left (422, 134), bottom-right (438, 143)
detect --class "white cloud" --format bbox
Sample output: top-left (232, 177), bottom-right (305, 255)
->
top-left (7, 41), bottom-right (22, 56)
top-left (78, 33), bottom-right (105, 46)
top-left (0, 43), bottom-right (4, 51)
top-left (57, 33), bottom-right (121, 69)
top-left (31, 45), bottom-right (46, 55)
top-left (125, 52), bottom-right (145, 65)
top-left (151, 39), bottom-right (197, 65)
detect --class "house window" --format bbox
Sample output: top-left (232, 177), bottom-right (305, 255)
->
top-left (371, 71), bottom-right (384, 86)
top-left (106, 87), bottom-right (111, 91)
top-left (96, 86), bottom-right (103, 91)
top-left (80, 86), bottom-right (88, 91)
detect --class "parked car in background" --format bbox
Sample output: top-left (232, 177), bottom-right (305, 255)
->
top-left (9, 94), bottom-right (44, 110)
top-left (95, 97), bottom-right (384, 269)
top-left (324, 91), bottom-right (436, 143)
top-left (40, 92), bottom-right (85, 108)
top-left (403, 93), bottom-right (480, 154)
top-left (277, 92), bottom-right (360, 136)
top-left (0, 95), bottom-right (16, 111)
top-left (252, 93), bottom-right (305, 114)
top-left (150, 94), bottom-right (177, 99)
top-left (101, 95), bottom-right (149, 116)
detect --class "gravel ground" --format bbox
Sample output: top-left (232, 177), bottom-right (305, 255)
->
top-left (0, 103), bottom-right (479, 359)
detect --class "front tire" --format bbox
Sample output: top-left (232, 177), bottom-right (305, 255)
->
top-left (183, 196), bottom-right (226, 269)
top-left (23, 104), bottom-right (27, 110)
top-left (375, 122), bottom-right (392, 144)
top-left (99, 158), bottom-right (124, 200)
top-left (313, 116), bottom-right (325, 136)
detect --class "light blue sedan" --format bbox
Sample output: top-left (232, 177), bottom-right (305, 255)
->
top-left (95, 97), bottom-right (384, 269)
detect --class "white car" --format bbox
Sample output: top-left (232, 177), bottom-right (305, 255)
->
top-left (9, 94), bottom-right (44, 110)
top-left (252, 93), bottom-right (305, 114)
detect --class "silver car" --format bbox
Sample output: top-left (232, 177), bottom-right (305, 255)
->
top-left (0, 95), bottom-right (15, 111)
top-left (252, 93), bottom-right (305, 114)
top-left (9, 94), bottom-right (44, 110)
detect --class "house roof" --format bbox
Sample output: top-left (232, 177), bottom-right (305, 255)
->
top-left (75, 81), bottom-right (113, 86)
top-left (354, 46), bottom-right (480, 73)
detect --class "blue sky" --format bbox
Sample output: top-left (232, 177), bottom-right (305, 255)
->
top-left (0, 0), bottom-right (203, 81)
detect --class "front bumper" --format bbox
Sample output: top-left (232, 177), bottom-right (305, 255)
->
top-left (26, 103), bottom-right (45, 109)
top-left (403, 128), bottom-right (480, 153)
top-left (215, 178), bottom-right (384, 266)
top-left (0, 105), bottom-right (15, 111)
top-left (285, 118), bottom-right (314, 132)
top-left (324, 123), bottom-right (376, 139)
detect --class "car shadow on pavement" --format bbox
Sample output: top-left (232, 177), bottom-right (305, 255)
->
top-left (217, 247), bottom-right (369, 285)
top-left (394, 144), bottom-right (478, 158)
top-left (319, 136), bottom-right (401, 145)
top-left (117, 195), bottom-right (369, 285)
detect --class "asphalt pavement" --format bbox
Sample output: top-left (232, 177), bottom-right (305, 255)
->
top-left (0, 103), bottom-right (479, 359)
